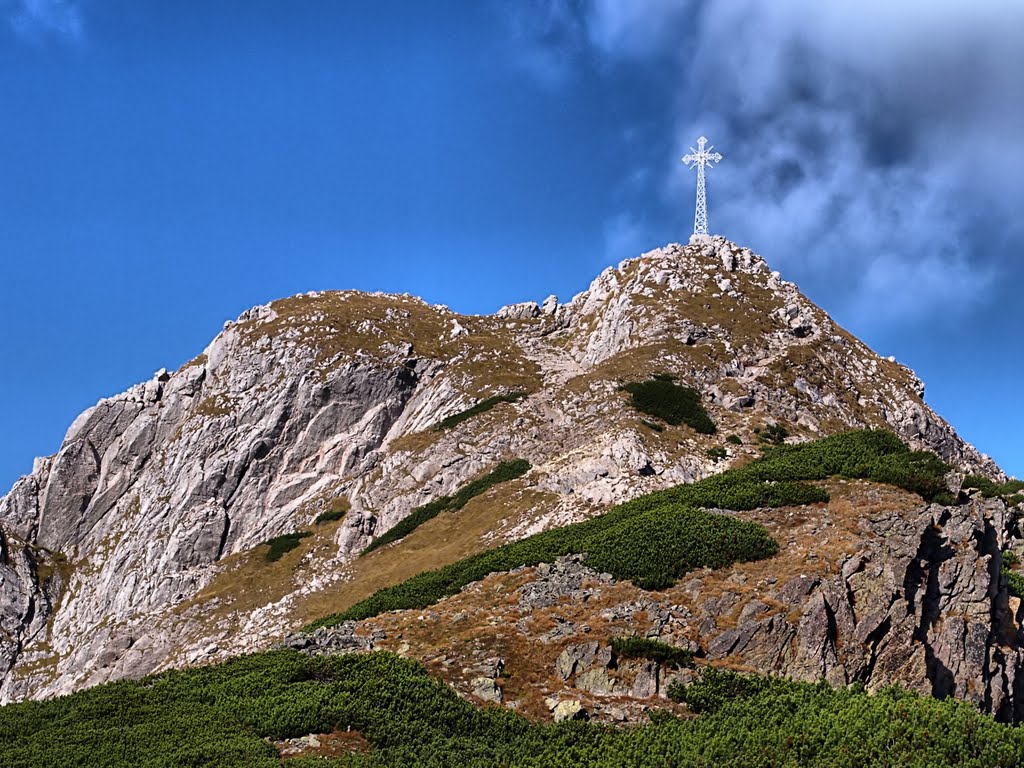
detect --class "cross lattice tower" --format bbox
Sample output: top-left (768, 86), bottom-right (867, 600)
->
top-left (681, 136), bottom-right (722, 237)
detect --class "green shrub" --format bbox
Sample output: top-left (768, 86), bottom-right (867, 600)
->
top-left (854, 450), bottom-right (950, 502)
top-left (362, 460), bottom-right (530, 555)
top-left (668, 666), bottom-right (772, 711)
top-left (314, 507), bottom-right (347, 525)
top-left (2, 650), bottom-right (1022, 767)
top-left (264, 531), bottom-right (312, 562)
top-left (705, 447), bottom-right (727, 462)
top-left (610, 636), bottom-right (694, 668)
top-left (433, 392), bottom-right (528, 431)
top-left (757, 423), bottom-right (789, 445)
top-left (1002, 552), bottom-right (1024, 599)
top-left (583, 508), bottom-right (778, 590)
top-left (641, 419), bottom-right (665, 433)
top-left (964, 475), bottom-right (1024, 504)
top-left (619, 379), bottom-right (716, 434)
top-left (725, 434), bottom-right (742, 445)
top-left (746, 429), bottom-right (952, 503)
top-left (1007, 571), bottom-right (1024, 599)
top-left (964, 474), bottom-right (1000, 497)
top-left (665, 679), bottom-right (686, 703)
top-left (308, 430), bottom-right (947, 629)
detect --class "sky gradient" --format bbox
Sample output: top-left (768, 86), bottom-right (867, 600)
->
top-left (1, 0), bottom-right (1021, 490)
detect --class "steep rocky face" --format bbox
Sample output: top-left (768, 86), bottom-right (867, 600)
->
top-left (292, 483), bottom-right (1024, 723)
top-left (0, 237), bottom-right (1002, 703)
top-left (705, 493), bottom-right (1022, 721)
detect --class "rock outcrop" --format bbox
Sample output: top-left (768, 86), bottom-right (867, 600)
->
top-left (700, 496), bottom-right (1024, 720)
top-left (341, 487), bottom-right (1024, 723)
top-left (0, 238), bottom-right (1003, 704)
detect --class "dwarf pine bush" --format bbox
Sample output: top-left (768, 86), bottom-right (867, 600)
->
top-left (308, 430), bottom-right (950, 629)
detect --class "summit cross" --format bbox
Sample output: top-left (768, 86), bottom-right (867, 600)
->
top-left (681, 136), bottom-right (722, 238)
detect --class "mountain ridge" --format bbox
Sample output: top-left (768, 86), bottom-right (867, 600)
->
top-left (0, 236), bottom-right (1007, 708)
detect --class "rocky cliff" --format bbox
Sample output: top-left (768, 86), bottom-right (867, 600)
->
top-left (288, 483), bottom-right (1024, 724)
top-left (0, 237), bottom-right (1005, 706)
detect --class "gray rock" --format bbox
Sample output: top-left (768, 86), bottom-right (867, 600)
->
top-left (470, 676), bottom-right (502, 703)
top-left (737, 599), bottom-right (770, 625)
top-left (0, 236), bottom-right (1005, 707)
top-left (575, 667), bottom-right (617, 695)
top-left (702, 498), bottom-right (1024, 720)
top-left (630, 660), bottom-right (660, 698)
top-left (552, 699), bottom-right (587, 722)
top-left (496, 301), bottom-right (541, 320)
top-left (285, 622), bottom-right (374, 656)
top-left (556, 641), bottom-right (610, 680)
top-left (518, 555), bottom-right (607, 611)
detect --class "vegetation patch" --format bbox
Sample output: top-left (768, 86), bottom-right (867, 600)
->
top-left (584, 508), bottom-right (778, 590)
top-left (610, 636), bottom-right (694, 668)
top-left (264, 531), bottom-right (313, 562)
top-left (746, 429), bottom-right (953, 504)
top-left (193, 393), bottom-right (239, 419)
top-left (178, 352), bottom-right (208, 371)
top-left (661, 666), bottom-right (1024, 765)
top-left (433, 392), bottom-right (528, 431)
top-left (362, 460), bottom-right (531, 555)
top-left (756, 423), bottom-right (789, 445)
top-left (619, 378), bottom-right (716, 434)
top-left (308, 430), bottom-right (949, 629)
top-left (315, 500), bottom-right (349, 525)
top-left (725, 434), bottom-right (742, 445)
top-left (314, 509), bottom-right (347, 525)
top-left (0, 650), bottom-right (1021, 767)
top-left (964, 475), bottom-right (1024, 502)
top-left (1002, 550), bottom-right (1024, 599)
top-left (705, 447), bottom-right (727, 463)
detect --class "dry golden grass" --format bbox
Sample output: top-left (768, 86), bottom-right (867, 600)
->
top-left (239, 292), bottom-right (543, 394)
top-left (290, 481), bottom-right (558, 626)
top-left (178, 516), bottom-right (347, 621)
top-left (323, 479), bottom-right (931, 721)
top-left (192, 393), bottom-right (239, 419)
top-left (176, 352), bottom-right (208, 372)
top-left (272, 727), bottom-right (371, 760)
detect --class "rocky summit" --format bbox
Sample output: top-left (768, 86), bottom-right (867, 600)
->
top-left (0, 236), bottom-right (1016, 729)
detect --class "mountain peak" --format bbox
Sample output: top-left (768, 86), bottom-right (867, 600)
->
top-left (0, 239), bottom-right (1005, 709)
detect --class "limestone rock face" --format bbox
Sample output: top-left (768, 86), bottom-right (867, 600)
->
top-left (0, 238), bottom-right (1003, 704)
top-left (699, 498), bottom-right (1023, 719)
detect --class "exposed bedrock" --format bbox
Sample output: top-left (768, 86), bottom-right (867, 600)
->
top-left (703, 498), bottom-right (1024, 721)
top-left (0, 237), bottom-right (1007, 703)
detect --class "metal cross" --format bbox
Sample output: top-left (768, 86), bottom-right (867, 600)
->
top-left (682, 136), bottom-right (722, 237)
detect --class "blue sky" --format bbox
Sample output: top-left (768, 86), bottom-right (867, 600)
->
top-left (1, 0), bottom-right (1021, 490)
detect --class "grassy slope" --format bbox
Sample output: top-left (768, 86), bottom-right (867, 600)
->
top-left (308, 429), bottom-right (946, 628)
top-left (0, 650), bottom-right (1020, 767)
top-left (363, 459), bottom-right (531, 554)
top-left (0, 431), bottom-right (989, 767)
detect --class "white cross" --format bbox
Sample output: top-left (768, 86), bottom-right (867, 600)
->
top-left (682, 136), bottom-right (722, 237)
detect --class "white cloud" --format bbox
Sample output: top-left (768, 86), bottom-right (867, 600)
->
top-left (671, 0), bottom-right (1019, 325)
top-left (502, 0), bottom-right (588, 87)
top-left (503, 0), bottom-right (1022, 328)
top-left (7, 0), bottom-right (84, 44)
top-left (602, 210), bottom-right (653, 264)
top-left (586, 0), bottom-right (693, 58)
